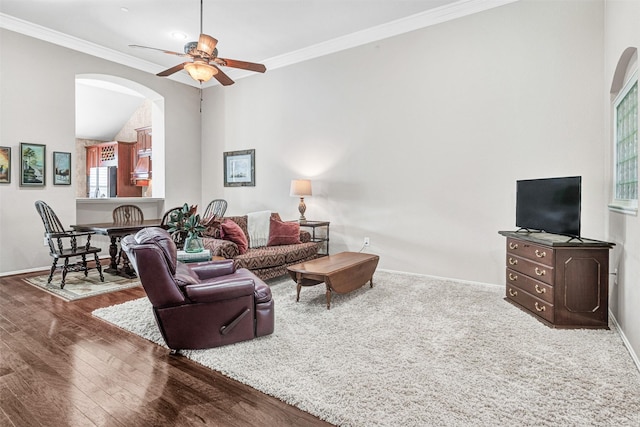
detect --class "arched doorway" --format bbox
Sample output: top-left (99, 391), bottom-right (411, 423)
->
top-left (75, 74), bottom-right (165, 198)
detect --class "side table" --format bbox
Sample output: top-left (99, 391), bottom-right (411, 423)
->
top-left (298, 220), bottom-right (330, 256)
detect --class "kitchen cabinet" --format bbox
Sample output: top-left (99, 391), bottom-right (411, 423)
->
top-left (85, 141), bottom-right (141, 197)
top-left (132, 126), bottom-right (152, 186)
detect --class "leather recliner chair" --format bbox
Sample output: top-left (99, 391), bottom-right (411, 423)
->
top-left (121, 227), bottom-right (274, 352)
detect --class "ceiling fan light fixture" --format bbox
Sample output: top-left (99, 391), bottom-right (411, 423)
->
top-left (184, 62), bottom-right (218, 82)
top-left (197, 34), bottom-right (218, 56)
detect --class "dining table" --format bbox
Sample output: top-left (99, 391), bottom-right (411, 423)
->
top-left (71, 219), bottom-right (164, 278)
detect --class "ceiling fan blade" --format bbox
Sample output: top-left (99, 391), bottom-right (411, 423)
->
top-left (217, 58), bottom-right (266, 73)
top-left (129, 44), bottom-right (189, 57)
top-left (212, 65), bottom-right (235, 86)
top-left (157, 63), bottom-right (188, 77)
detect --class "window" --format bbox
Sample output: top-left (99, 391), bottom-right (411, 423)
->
top-left (611, 70), bottom-right (638, 214)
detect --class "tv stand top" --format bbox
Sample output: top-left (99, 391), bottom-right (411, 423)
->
top-left (498, 231), bottom-right (614, 248)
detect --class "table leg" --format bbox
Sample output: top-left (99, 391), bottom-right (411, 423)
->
top-left (325, 284), bottom-right (332, 310)
top-left (296, 273), bottom-right (302, 302)
top-left (105, 235), bottom-right (119, 274)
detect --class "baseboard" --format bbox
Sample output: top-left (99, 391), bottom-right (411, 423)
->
top-left (0, 255), bottom-right (112, 278)
top-left (609, 310), bottom-right (640, 374)
top-left (379, 268), bottom-right (504, 289)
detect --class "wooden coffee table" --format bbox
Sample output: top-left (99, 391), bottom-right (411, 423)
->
top-left (287, 252), bottom-right (379, 309)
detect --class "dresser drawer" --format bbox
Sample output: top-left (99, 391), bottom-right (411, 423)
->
top-left (506, 238), bottom-right (554, 267)
top-left (506, 284), bottom-right (554, 324)
top-left (506, 268), bottom-right (553, 304)
top-left (506, 254), bottom-right (554, 286)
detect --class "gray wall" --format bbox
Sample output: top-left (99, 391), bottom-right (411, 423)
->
top-left (0, 29), bottom-right (203, 272)
top-left (203, 0), bottom-right (606, 283)
top-left (604, 0), bottom-right (640, 369)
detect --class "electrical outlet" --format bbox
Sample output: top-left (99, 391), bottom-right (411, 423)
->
top-left (364, 237), bottom-right (370, 247)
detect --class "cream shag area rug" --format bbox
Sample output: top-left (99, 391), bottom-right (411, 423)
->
top-left (93, 271), bottom-right (640, 426)
top-left (24, 271), bottom-right (140, 301)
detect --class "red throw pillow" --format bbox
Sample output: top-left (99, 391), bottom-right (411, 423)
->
top-left (267, 218), bottom-right (301, 246)
top-left (220, 219), bottom-right (248, 254)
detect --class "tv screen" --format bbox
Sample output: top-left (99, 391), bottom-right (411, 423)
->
top-left (516, 176), bottom-right (582, 237)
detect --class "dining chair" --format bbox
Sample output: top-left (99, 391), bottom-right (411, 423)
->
top-left (112, 204), bottom-right (144, 267)
top-left (112, 204), bottom-right (144, 224)
top-left (35, 200), bottom-right (104, 288)
top-left (203, 199), bottom-right (228, 224)
top-left (161, 206), bottom-right (187, 249)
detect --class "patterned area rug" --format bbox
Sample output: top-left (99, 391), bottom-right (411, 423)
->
top-left (92, 271), bottom-right (640, 426)
top-left (24, 271), bottom-right (140, 301)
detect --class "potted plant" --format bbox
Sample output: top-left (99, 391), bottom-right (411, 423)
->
top-left (167, 203), bottom-right (206, 252)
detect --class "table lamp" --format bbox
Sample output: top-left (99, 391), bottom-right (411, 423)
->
top-left (290, 179), bottom-right (312, 221)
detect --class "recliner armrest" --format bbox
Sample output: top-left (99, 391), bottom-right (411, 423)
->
top-left (184, 279), bottom-right (255, 303)
top-left (189, 259), bottom-right (236, 280)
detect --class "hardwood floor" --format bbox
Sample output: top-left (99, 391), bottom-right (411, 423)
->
top-left (0, 271), bottom-right (332, 427)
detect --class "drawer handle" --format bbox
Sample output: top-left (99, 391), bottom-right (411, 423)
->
top-left (534, 284), bottom-right (546, 294)
top-left (508, 273), bottom-right (518, 281)
top-left (535, 250), bottom-right (546, 258)
top-left (534, 302), bottom-right (546, 312)
top-left (508, 288), bottom-right (518, 297)
top-left (508, 257), bottom-right (518, 266)
top-left (509, 242), bottom-right (518, 250)
top-left (534, 267), bottom-right (545, 276)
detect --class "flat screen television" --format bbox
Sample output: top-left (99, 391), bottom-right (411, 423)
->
top-left (516, 176), bottom-right (582, 238)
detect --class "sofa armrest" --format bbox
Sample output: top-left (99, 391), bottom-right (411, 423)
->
top-left (202, 237), bottom-right (240, 258)
top-left (184, 279), bottom-right (255, 303)
top-left (188, 259), bottom-right (235, 280)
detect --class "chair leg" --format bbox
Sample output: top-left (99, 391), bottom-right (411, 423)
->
top-left (48, 259), bottom-right (58, 284)
top-left (61, 258), bottom-right (70, 289)
top-left (82, 255), bottom-right (88, 277)
top-left (94, 253), bottom-right (104, 282)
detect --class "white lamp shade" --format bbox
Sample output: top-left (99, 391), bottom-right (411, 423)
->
top-left (290, 179), bottom-right (312, 197)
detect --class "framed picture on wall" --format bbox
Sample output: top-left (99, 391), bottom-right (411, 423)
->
top-left (0, 146), bottom-right (10, 184)
top-left (53, 151), bottom-right (71, 185)
top-left (20, 143), bottom-right (46, 186)
top-left (224, 149), bottom-right (255, 187)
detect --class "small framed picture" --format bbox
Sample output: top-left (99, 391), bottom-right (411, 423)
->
top-left (20, 143), bottom-right (46, 186)
top-left (224, 149), bottom-right (255, 187)
top-left (53, 151), bottom-right (71, 185)
top-left (0, 146), bottom-right (10, 184)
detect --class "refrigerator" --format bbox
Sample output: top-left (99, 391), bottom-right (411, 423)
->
top-left (88, 166), bottom-right (117, 198)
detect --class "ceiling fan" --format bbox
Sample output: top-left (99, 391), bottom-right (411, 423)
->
top-left (129, 0), bottom-right (266, 85)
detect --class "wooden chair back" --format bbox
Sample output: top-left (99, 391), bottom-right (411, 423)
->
top-left (35, 200), bottom-right (66, 235)
top-left (113, 204), bottom-right (144, 224)
top-left (203, 199), bottom-right (228, 223)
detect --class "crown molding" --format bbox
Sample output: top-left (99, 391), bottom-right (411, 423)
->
top-left (0, 12), bottom-right (198, 87)
top-left (0, 0), bottom-right (518, 88)
top-left (264, 0), bottom-right (518, 72)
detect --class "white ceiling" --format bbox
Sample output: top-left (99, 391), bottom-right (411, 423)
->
top-left (0, 0), bottom-right (516, 140)
top-left (75, 79), bottom-right (146, 140)
top-left (0, 0), bottom-right (516, 87)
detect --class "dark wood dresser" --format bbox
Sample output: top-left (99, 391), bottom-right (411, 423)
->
top-left (498, 231), bottom-right (614, 329)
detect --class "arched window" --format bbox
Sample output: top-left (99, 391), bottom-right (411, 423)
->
top-left (610, 47), bottom-right (638, 214)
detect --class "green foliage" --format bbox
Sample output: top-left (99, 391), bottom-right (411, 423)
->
top-left (167, 203), bottom-right (206, 239)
